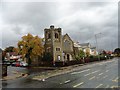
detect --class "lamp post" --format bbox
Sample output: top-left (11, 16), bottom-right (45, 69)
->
top-left (95, 33), bottom-right (102, 61)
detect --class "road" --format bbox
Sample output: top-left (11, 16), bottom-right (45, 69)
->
top-left (2, 58), bottom-right (119, 88)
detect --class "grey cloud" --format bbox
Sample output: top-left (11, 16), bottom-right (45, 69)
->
top-left (1, 2), bottom-right (118, 50)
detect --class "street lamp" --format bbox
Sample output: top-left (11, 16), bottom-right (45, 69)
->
top-left (95, 33), bottom-right (102, 61)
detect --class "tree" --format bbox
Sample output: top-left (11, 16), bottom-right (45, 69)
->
top-left (114, 48), bottom-right (120, 56)
top-left (42, 52), bottom-right (53, 62)
top-left (86, 48), bottom-right (90, 57)
top-left (75, 50), bottom-right (85, 60)
top-left (17, 33), bottom-right (44, 66)
top-left (4, 46), bottom-right (14, 52)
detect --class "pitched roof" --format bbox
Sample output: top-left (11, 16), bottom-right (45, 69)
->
top-left (79, 43), bottom-right (90, 47)
top-left (90, 47), bottom-right (96, 49)
top-left (74, 42), bottom-right (81, 47)
top-left (62, 33), bottom-right (73, 43)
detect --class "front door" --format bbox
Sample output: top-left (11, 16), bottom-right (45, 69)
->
top-left (67, 54), bottom-right (70, 61)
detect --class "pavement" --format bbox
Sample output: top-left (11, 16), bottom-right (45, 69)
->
top-left (2, 67), bottom-right (28, 81)
top-left (2, 57), bottom-right (120, 88)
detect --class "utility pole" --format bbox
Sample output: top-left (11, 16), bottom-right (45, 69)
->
top-left (95, 33), bottom-right (102, 61)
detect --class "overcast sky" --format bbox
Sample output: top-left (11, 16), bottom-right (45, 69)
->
top-left (0, 1), bottom-right (118, 51)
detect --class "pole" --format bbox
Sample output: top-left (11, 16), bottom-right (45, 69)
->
top-left (95, 33), bottom-right (101, 61)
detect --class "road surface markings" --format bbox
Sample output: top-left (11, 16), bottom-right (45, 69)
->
top-left (89, 76), bottom-right (95, 80)
top-left (71, 69), bottom-right (90, 75)
top-left (105, 85), bottom-right (109, 88)
top-left (73, 82), bottom-right (84, 88)
top-left (60, 80), bottom-right (71, 84)
top-left (105, 70), bottom-right (109, 72)
top-left (98, 73), bottom-right (103, 76)
top-left (84, 70), bottom-right (100, 76)
top-left (64, 80), bottom-right (71, 83)
top-left (112, 77), bottom-right (118, 82)
top-left (103, 75), bottom-right (108, 79)
top-left (96, 84), bottom-right (103, 88)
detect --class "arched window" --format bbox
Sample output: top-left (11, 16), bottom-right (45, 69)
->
top-left (48, 33), bottom-right (51, 39)
top-left (55, 33), bottom-right (59, 38)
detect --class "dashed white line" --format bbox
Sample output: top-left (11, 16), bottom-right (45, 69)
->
top-left (89, 76), bottom-right (95, 80)
top-left (98, 73), bottom-right (103, 76)
top-left (71, 69), bottom-right (90, 75)
top-left (84, 70), bottom-right (100, 76)
top-left (64, 80), bottom-right (71, 83)
top-left (60, 80), bottom-right (71, 84)
top-left (73, 82), bottom-right (84, 88)
top-left (105, 70), bottom-right (109, 72)
top-left (96, 84), bottom-right (103, 88)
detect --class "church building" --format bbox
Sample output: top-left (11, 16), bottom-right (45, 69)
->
top-left (44, 25), bottom-right (97, 64)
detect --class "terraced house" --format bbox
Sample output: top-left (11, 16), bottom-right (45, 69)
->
top-left (44, 25), bottom-right (97, 64)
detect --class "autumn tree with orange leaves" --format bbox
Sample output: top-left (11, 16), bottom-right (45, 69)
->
top-left (17, 33), bottom-right (44, 66)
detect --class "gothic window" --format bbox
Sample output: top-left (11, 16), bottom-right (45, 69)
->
top-left (55, 33), bottom-right (59, 38)
top-left (48, 33), bottom-right (51, 39)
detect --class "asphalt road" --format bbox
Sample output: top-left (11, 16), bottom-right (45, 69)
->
top-left (2, 58), bottom-right (119, 88)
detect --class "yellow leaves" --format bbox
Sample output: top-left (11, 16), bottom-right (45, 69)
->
top-left (17, 33), bottom-right (44, 60)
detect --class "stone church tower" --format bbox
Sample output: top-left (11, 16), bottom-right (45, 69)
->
top-left (44, 25), bottom-right (63, 64)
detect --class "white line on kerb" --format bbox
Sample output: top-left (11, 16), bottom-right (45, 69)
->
top-left (96, 84), bottom-right (103, 88)
top-left (73, 82), bottom-right (84, 88)
top-left (71, 69), bottom-right (90, 75)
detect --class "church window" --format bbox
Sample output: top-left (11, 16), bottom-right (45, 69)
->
top-left (55, 33), bottom-right (59, 38)
top-left (48, 33), bottom-right (51, 39)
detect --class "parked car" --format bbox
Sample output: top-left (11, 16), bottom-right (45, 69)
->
top-left (20, 61), bottom-right (28, 67)
top-left (15, 62), bottom-right (20, 67)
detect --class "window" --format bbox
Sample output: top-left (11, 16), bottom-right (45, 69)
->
top-left (55, 33), bottom-right (59, 38)
top-left (48, 33), bottom-right (51, 39)
top-left (56, 48), bottom-right (60, 51)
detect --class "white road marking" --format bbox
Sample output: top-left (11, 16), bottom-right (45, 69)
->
top-left (84, 73), bottom-right (91, 76)
top-left (98, 73), bottom-right (103, 76)
top-left (84, 70), bottom-right (100, 76)
top-left (71, 69), bottom-right (90, 75)
top-left (64, 80), bottom-right (71, 83)
top-left (96, 84), bottom-right (103, 88)
top-left (103, 75), bottom-right (108, 79)
top-left (60, 80), bottom-right (71, 84)
top-left (91, 70), bottom-right (100, 74)
top-left (89, 76), bottom-right (95, 80)
top-left (105, 70), bottom-right (109, 72)
top-left (73, 82), bottom-right (84, 88)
